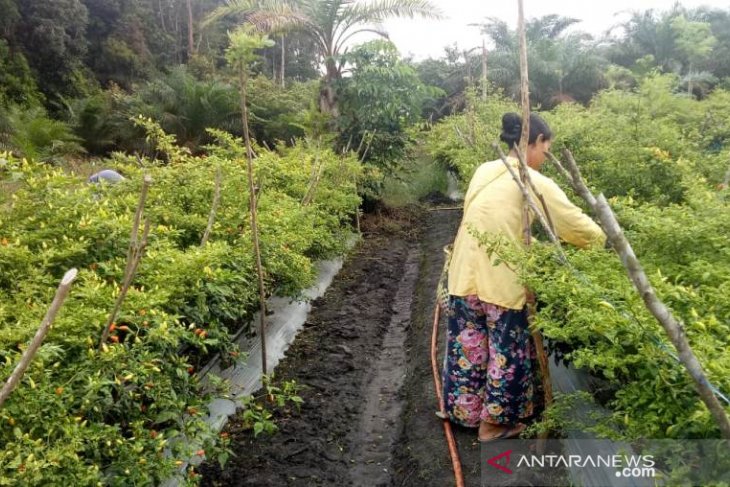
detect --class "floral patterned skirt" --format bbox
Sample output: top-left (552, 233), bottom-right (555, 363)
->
top-left (441, 295), bottom-right (544, 428)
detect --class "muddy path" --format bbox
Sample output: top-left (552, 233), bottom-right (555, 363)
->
top-left (391, 208), bottom-right (483, 487)
top-left (199, 208), bottom-right (484, 486)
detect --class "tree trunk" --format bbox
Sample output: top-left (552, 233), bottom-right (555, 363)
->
top-left (186, 0), bottom-right (195, 58)
top-left (280, 35), bottom-right (286, 89)
top-left (320, 58), bottom-right (340, 117)
top-left (158, 0), bottom-right (167, 33)
top-left (239, 66), bottom-right (268, 374)
top-left (688, 61), bottom-right (693, 97)
top-left (464, 51), bottom-right (472, 86)
top-left (482, 40), bottom-right (488, 101)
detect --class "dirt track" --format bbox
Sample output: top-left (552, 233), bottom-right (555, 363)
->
top-left (200, 208), bottom-right (490, 486)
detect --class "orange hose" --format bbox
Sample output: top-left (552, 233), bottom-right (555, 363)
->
top-left (431, 300), bottom-right (465, 487)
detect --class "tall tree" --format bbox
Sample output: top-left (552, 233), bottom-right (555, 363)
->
top-left (337, 40), bottom-right (442, 166)
top-left (208, 0), bottom-right (442, 116)
top-left (475, 15), bottom-right (605, 107)
top-left (605, 7), bottom-right (683, 74)
top-left (671, 15), bottom-right (717, 96)
top-left (15, 0), bottom-right (90, 99)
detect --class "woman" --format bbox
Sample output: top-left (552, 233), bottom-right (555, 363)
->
top-left (442, 112), bottom-right (606, 442)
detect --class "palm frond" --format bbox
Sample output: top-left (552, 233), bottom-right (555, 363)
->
top-left (347, 0), bottom-right (444, 25)
top-left (478, 17), bottom-right (515, 50)
top-left (335, 25), bottom-right (389, 53)
top-left (203, 0), bottom-right (298, 30)
top-left (247, 8), bottom-right (311, 32)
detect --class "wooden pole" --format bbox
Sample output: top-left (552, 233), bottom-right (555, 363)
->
top-left (239, 65), bottom-right (268, 375)
top-left (494, 145), bottom-right (561, 251)
top-left (557, 148), bottom-right (730, 439)
top-left (99, 176), bottom-right (152, 349)
top-left (517, 0), bottom-right (530, 157)
top-left (0, 269), bottom-right (78, 408)
top-left (302, 149), bottom-right (324, 206)
top-left (431, 302), bottom-right (465, 487)
top-left (280, 34), bottom-right (286, 89)
top-left (201, 165), bottom-right (222, 246)
top-left (482, 39), bottom-right (488, 101)
top-left (516, 0), bottom-right (553, 444)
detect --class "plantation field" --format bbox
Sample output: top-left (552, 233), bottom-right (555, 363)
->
top-left (3, 0), bottom-right (730, 485)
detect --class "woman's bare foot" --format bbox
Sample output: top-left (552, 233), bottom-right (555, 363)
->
top-left (478, 420), bottom-right (526, 442)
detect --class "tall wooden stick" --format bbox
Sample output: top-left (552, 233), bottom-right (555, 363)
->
top-left (99, 176), bottom-right (152, 349)
top-left (514, 148), bottom-right (556, 234)
top-left (201, 165), bottom-right (222, 246)
top-left (516, 0), bottom-right (553, 444)
top-left (481, 39), bottom-right (488, 101)
top-left (0, 269), bottom-right (78, 408)
top-left (494, 145), bottom-right (562, 254)
top-left (517, 0), bottom-right (530, 157)
top-left (558, 148), bottom-right (730, 439)
top-left (302, 153), bottom-right (324, 206)
top-left (238, 65), bottom-right (268, 375)
top-left (545, 151), bottom-right (575, 186)
top-left (280, 34), bottom-right (286, 89)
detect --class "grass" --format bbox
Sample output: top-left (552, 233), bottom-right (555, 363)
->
top-left (380, 157), bottom-right (449, 208)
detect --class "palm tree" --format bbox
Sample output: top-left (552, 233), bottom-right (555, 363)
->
top-left (605, 8), bottom-right (684, 74)
top-left (475, 15), bottom-right (605, 107)
top-left (207, 0), bottom-right (442, 116)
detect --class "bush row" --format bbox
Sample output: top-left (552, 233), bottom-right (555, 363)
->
top-left (0, 125), bottom-right (361, 485)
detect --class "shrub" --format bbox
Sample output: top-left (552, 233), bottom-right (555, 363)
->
top-left (0, 121), bottom-right (361, 484)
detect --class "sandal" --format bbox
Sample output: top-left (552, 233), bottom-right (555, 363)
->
top-left (478, 422), bottom-right (526, 443)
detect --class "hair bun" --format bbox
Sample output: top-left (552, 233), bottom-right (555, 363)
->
top-left (500, 112), bottom-right (522, 147)
top-left (502, 113), bottom-right (522, 136)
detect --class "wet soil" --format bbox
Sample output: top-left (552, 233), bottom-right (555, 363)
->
top-left (199, 208), bottom-right (492, 486)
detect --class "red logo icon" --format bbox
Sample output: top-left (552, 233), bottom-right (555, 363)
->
top-left (487, 450), bottom-right (513, 474)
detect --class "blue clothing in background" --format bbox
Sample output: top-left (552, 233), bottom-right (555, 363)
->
top-left (88, 170), bottom-right (125, 184)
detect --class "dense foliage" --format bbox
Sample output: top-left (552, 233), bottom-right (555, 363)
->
top-left (416, 6), bottom-right (730, 114)
top-left (337, 40), bottom-right (443, 168)
top-left (4, 0), bottom-right (730, 481)
top-left (0, 123), bottom-right (361, 484)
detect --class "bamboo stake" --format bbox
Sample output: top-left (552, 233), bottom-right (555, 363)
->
top-left (302, 154), bottom-right (324, 206)
top-left (495, 147), bottom-right (560, 247)
top-left (238, 64), bottom-right (268, 375)
top-left (558, 148), bottom-right (730, 439)
top-left (514, 148), bottom-right (556, 234)
top-left (516, 0), bottom-right (552, 447)
top-left (201, 165), bottom-right (222, 246)
top-left (359, 130), bottom-right (377, 163)
top-left (545, 151), bottom-right (575, 186)
top-left (280, 34), bottom-right (286, 89)
top-left (0, 269), bottom-right (78, 408)
top-left (517, 0), bottom-right (530, 157)
top-left (482, 39), bottom-right (488, 101)
top-left (124, 175), bottom-right (151, 277)
top-left (99, 176), bottom-right (152, 349)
